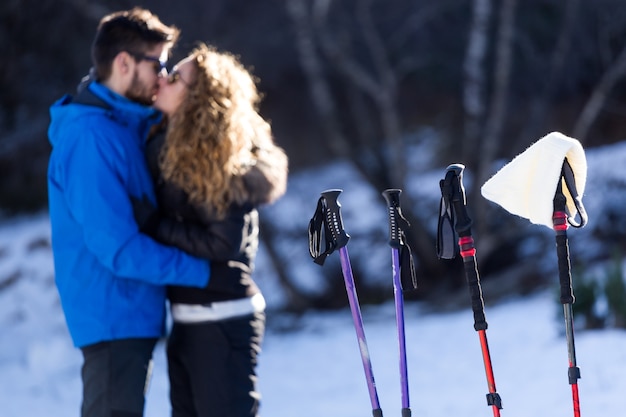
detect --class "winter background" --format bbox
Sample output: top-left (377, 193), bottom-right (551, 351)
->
top-left (2, 138), bottom-right (626, 417)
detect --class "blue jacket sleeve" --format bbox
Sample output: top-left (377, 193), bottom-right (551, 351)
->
top-left (60, 122), bottom-right (210, 287)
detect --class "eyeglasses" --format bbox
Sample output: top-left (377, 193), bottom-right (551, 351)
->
top-left (166, 70), bottom-right (191, 87)
top-left (129, 52), bottom-right (167, 74)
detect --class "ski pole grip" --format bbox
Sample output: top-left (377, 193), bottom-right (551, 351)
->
top-left (446, 163), bottom-right (473, 236)
top-left (320, 189), bottom-right (350, 249)
top-left (465, 258), bottom-right (487, 331)
top-left (555, 229), bottom-right (575, 305)
top-left (382, 188), bottom-right (402, 249)
top-left (554, 188), bottom-right (575, 305)
top-left (460, 236), bottom-right (487, 330)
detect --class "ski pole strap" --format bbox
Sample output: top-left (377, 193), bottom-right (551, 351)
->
top-left (561, 158), bottom-right (587, 228)
top-left (400, 242), bottom-right (418, 291)
top-left (308, 197), bottom-right (333, 265)
top-left (436, 191), bottom-right (456, 259)
top-left (382, 189), bottom-right (418, 290)
top-left (308, 189), bottom-right (350, 265)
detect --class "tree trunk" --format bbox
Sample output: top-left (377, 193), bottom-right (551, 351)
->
top-left (573, 44), bottom-right (626, 143)
top-left (285, 0), bottom-right (351, 158)
top-left (462, 0), bottom-right (492, 168)
top-left (473, 0), bottom-right (517, 238)
top-left (519, 0), bottom-right (580, 145)
top-left (287, 0), bottom-right (450, 291)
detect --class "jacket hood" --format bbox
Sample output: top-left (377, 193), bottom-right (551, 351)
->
top-left (48, 82), bottom-right (160, 148)
top-left (231, 140), bottom-right (288, 207)
top-left (48, 94), bottom-right (82, 148)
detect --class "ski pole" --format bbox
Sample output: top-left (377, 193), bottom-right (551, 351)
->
top-left (308, 189), bottom-right (383, 417)
top-left (382, 189), bottom-right (417, 417)
top-left (553, 159), bottom-right (587, 417)
top-left (479, 132), bottom-right (589, 416)
top-left (437, 164), bottom-right (503, 417)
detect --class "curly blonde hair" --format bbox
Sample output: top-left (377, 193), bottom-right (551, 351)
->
top-left (159, 43), bottom-right (274, 218)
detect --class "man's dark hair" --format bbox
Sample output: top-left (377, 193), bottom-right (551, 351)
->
top-left (91, 7), bottom-right (180, 81)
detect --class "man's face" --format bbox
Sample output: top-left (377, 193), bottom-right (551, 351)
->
top-left (126, 44), bottom-right (168, 105)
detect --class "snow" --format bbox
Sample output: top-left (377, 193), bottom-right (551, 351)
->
top-left (1, 212), bottom-right (626, 417)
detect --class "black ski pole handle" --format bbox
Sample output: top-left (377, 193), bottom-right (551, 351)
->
top-left (445, 163), bottom-right (473, 237)
top-left (461, 238), bottom-right (487, 331)
top-left (553, 181), bottom-right (575, 305)
top-left (320, 189), bottom-right (350, 250)
top-left (382, 188), bottom-right (403, 249)
top-left (445, 164), bottom-right (487, 330)
top-left (562, 158), bottom-right (588, 228)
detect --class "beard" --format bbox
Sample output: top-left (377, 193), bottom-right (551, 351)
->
top-left (126, 70), bottom-right (156, 106)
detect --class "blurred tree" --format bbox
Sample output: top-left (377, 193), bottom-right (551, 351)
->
top-left (465, 0), bottom-right (517, 242)
top-left (519, 0), bottom-right (581, 145)
top-left (283, 0), bottom-right (626, 304)
top-left (3, 0), bottom-right (626, 308)
top-left (286, 0), bottom-right (463, 299)
top-left (0, 0), bottom-right (106, 213)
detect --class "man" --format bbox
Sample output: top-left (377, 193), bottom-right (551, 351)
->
top-left (47, 8), bottom-right (210, 417)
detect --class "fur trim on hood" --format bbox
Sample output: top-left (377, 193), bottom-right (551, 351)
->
top-left (231, 141), bottom-right (288, 207)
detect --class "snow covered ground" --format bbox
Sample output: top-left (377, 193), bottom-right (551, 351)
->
top-left (1, 213), bottom-right (626, 417)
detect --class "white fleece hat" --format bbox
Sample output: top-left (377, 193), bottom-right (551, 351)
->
top-left (480, 131), bottom-right (587, 228)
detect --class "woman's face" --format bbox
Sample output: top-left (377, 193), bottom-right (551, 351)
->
top-left (154, 56), bottom-right (195, 116)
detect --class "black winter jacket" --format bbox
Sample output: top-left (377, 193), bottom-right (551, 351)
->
top-left (144, 132), bottom-right (288, 304)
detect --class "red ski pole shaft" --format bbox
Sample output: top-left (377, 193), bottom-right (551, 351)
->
top-left (460, 235), bottom-right (502, 417)
top-left (440, 164), bottom-right (503, 416)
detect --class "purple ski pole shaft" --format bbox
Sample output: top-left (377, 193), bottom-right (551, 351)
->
top-left (321, 189), bottom-right (383, 417)
top-left (382, 189), bottom-right (411, 417)
top-left (339, 246), bottom-right (383, 415)
top-left (392, 248), bottom-right (410, 414)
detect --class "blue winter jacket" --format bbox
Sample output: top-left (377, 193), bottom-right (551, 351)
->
top-left (47, 82), bottom-right (211, 348)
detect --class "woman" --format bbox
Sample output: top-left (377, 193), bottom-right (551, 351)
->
top-left (141, 43), bottom-right (288, 417)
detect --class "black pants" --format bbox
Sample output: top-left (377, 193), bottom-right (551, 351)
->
top-left (167, 313), bottom-right (265, 417)
top-left (80, 338), bottom-right (158, 417)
